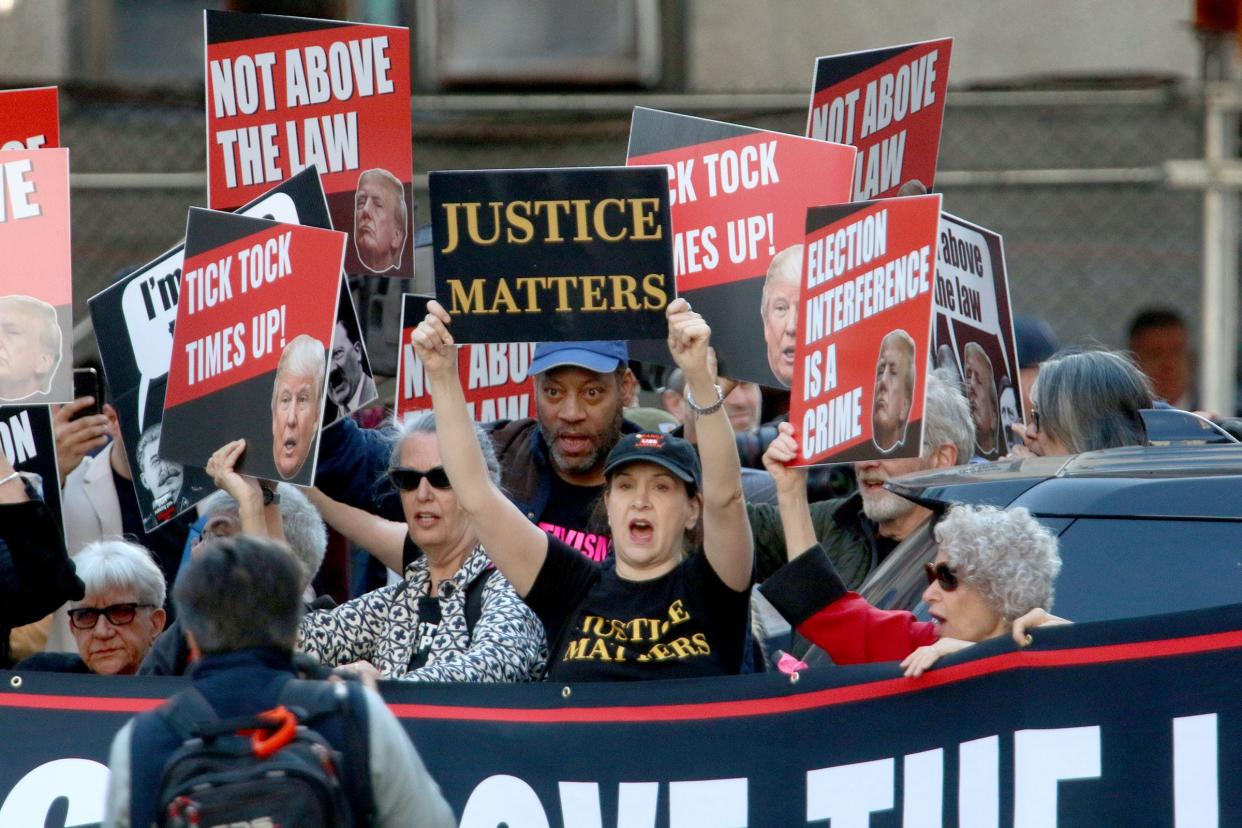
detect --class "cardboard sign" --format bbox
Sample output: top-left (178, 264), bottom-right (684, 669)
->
top-left (396, 294), bottom-right (534, 422)
top-left (430, 167), bottom-right (674, 343)
top-left (91, 168), bottom-right (360, 529)
top-left (0, 87), bottom-right (59, 151)
top-left (806, 38), bottom-right (952, 200)
top-left (790, 194), bottom-right (940, 465)
top-left (162, 208), bottom-right (345, 486)
top-left (933, 213), bottom-right (1024, 459)
top-left (204, 10), bottom-right (414, 277)
top-left (626, 108), bottom-right (855, 388)
top-left (0, 404), bottom-right (64, 540)
top-left (325, 280), bottom-right (378, 425)
top-left (0, 148), bottom-right (73, 404)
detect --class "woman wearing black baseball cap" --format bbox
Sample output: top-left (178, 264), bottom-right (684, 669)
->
top-left (411, 297), bottom-right (754, 681)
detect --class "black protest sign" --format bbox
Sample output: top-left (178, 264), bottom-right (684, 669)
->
top-left (0, 404), bottom-right (63, 539)
top-left (3, 604), bottom-right (1242, 824)
top-left (932, 213), bottom-right (1023, 460)
top-left (162, 209), bottom-right (344, 486)
top-left (90, 168), bottom-right (356, 529)
top-left (626, 108), bottom-right (855, 387)
top-left (430, 167), bottom-right (674, 343)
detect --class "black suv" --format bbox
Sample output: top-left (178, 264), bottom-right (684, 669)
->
top-left (846, 445), bottom-right (1242, 637)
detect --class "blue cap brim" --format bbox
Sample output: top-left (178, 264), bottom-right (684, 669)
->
top-left (528, 348), bottom-right (623, 376)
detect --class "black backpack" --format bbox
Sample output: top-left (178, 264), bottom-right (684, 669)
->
top-left (155, 679), bottom-right (371, 828)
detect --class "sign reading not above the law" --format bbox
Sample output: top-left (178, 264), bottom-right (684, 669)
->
top-left (0, 87), bottom-right (59, 151)
top-left (204, 10), bottom-right (414, 277)
top-left (806, 38), bottom-right (952, 200)
top-left (430, 166), bottom-right (674, 343)
top-left (396, 294), bottom-right (534, 423)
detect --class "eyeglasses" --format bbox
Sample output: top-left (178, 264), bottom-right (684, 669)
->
top-left (923, 561), bottom-right (959, 592)
top-left (1029, 407), bottom-right (1042, 435)
top-left (389, 466), bottom-right (452, 491)
top-left (68, 603), bottom-right (155, 630)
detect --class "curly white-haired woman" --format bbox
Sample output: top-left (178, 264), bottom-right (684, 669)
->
top-left (759, 422), bottom-right (1067, 677)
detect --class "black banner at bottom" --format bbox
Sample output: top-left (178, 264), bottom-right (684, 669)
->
top-left (1, 603), bottom-right (1240, 826)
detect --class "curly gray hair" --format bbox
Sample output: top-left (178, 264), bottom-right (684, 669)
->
top-left (935, 505), bottom-right (1061, 621)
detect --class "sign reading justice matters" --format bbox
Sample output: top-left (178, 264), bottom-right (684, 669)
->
top-left (430, 167), bottom-right (674, 343)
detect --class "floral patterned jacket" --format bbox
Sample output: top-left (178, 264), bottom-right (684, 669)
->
top-left (298, 543), bottom-right (546, 682)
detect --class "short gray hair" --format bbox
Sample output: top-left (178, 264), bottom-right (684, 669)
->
top-left (175, 536), bottom-right (303, 654)
top-left (1032, 349), bottom-right (1153, 453)
top-left (71, 539), bottom-right (166, 609)
top-left (922, 369), bottom-right (975, 465)
top-left (271, 334), bottom-right (326, 409)
top-left (391, 410), bottom-right (501, 487)
top-left (198, 484), bottom-right (326, 587)
top-left (935, 505), bottom-right (1062, 621)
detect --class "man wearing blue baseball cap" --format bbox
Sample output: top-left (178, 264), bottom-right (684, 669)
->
top-left (315, 339), bottom-right (639, 563)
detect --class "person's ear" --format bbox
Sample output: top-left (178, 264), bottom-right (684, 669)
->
top-left (685, 493), bottom-right (703, 530)
top-left (620, 368), bottom-right (638, 403)
top-left (150, 607), bottom-right (167, 636)
top-left (930, 442), bottom-right (958, 469)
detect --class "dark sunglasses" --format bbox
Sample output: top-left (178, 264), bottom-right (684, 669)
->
top-left (389, 466), bottom-right (452, 491)
top-left (923, 561), bottom-right (959, 592)
top-left (68, 602), bottom-right (155, 630)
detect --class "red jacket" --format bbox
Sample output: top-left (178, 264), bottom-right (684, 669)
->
top-left (759, 543), bottom-right (937, 664)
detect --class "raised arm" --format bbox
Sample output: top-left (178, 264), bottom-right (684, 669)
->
top-left (304, 486), bottom-right (406, 573)
top-left (206, 439), bottom-right (286, 545)
top-left (667, 299), bottom-right (752, 591)
top-left (760, 422), bottom-right (816, 560)
top-left (412, 301), bottom-right (549, 596)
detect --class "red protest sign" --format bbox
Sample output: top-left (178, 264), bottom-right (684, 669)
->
top-left (162, 208), bottom-right (345, 486)
top-left (204, 10), bottom-right (413, 277)
top-left (790, 195), bottom-right (940, 466)
top-left (0, 148), bottom-right (73, 404)
top-left (0, 87), bottom-right (59, 151)
top-left (806, 39), bottom-right (952, 200)
top-left (627, 109), bottom-right (855, 388)
top-left (396, 294), bottom-right (534, 422)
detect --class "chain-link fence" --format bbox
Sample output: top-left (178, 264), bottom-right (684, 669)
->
top-left (55, 82), bottom-right (1207, 366)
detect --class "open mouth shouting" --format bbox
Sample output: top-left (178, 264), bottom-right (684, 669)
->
top-left (628, 517), bottom-right (655, 545)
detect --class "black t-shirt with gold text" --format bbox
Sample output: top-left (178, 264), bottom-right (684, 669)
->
top-left (525, 535), bottom-right (751, 682)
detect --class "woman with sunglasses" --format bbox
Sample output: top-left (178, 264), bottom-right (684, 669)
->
top-left (1011, 349), bottom-right (1153, 458)
top-left (297, 411), bottom-right (547, 684)
top-left (759, 422), bottom-right (1065, 677)
top-left (412, 298), bottom-right (754, 682)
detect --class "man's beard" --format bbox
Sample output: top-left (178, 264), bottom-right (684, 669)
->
top-left (859, 485), bottom-right (916, 524)
top-left (539, 407), bottom-right (623, 477)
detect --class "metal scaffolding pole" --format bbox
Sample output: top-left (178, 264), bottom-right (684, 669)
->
top-left (1200, 84), bottom-right (1240, 416)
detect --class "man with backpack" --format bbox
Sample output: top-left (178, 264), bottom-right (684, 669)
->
top-left (103, 535), bottom-right (456, 828)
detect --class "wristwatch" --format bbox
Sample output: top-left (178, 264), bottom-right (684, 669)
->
top-left (685, 383), bottom-right (726, 417)
top-left (261, 483), bottom-right (280, 507)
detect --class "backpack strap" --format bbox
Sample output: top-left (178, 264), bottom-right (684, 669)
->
top-left (464, 564), bottom-right (495, 637)
top-left (157, 687), bottom-right (222, 742)
top-left (279, 679), bottom-right (376, 827)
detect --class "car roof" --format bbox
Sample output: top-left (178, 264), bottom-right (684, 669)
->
top-left (885, 445), bottom-right (1242, 520)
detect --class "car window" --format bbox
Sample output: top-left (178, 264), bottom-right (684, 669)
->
top-left (1048, 518), bottom-right (1242, 622)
